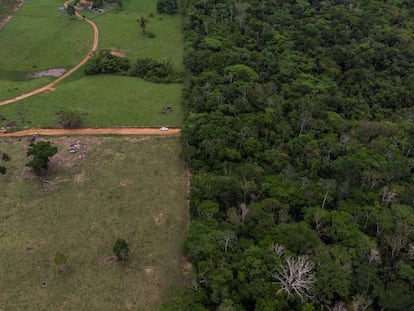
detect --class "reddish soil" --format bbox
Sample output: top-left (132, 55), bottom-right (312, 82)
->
top-left (0, 128), bottom-right (181, 137)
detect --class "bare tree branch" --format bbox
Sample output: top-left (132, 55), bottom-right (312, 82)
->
top-left (274, 255), bottom-right (314, 301)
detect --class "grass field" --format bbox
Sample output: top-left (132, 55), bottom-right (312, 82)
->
top-left (0, 136), bottom-right (188, 310)
top-left (94, 1), bottom-right (184, 69)
top-left (0, 74), bottom-right (183, 128)
top-left (0, 0), bottom-right (184, 127)
top-left (0, 76), bottom-right (53, 101)
top-left (0, 0), bottom-right (92, 71)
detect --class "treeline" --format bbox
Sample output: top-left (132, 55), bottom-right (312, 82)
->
top-left (167, 0), bottom-right (414, 310)
top-left (84, 49), bottom-right (183, 83)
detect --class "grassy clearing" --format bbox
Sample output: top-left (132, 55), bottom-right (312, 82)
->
top-left (0, 0), bottom-right (92, 71)
top-left (0, 76), bottom-right (53, 101)
top-left (0, 0), bottom-right (184, 127)
top-left (94, 0), bottom-right (184, 69)
top-left (0, 136), bottom-right (188, 310)
top-left (0, 74), bottom-right (183, 128)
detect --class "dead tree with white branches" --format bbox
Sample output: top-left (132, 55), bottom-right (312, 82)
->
top-left (273, 255), bottom-right (315, 301)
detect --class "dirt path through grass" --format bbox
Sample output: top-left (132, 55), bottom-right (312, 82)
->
top-left (0, 1), bottom-right (99, 106)
top-left (0, 127), bottom-right (181, 136)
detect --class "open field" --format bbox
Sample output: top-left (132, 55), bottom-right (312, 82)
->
top-left (0, 0), bottom-right (184, 127)
top-left (0, 136), bottom-right (188, 310)
top-left (0, 0), bottom-right (92, 72)
top-left (94, 0), bottom-right (184, 69)
top-left (0, 76), bottom-right (53, 100)
top-left (0, 74), bottom-right (183, 128)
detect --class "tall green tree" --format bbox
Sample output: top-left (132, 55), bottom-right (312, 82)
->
top-left (26, 141), bottom-right (58, 176)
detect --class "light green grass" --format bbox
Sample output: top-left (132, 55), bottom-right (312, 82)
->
top-left (0, 74), bottom-right (183, 128)
top-left (94, 0), bottom-right (184, 69)
top-left (0, 76), bottom-right (53, 100)
top-left (0, 136), bottom-right (188, 310)
top-left (0, 0), bottom-right (92, 71)
top-left (0, 0), bottom-right (184, 126)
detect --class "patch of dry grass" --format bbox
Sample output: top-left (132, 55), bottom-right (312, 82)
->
top-left (0, 136), bottom-right (188, 310)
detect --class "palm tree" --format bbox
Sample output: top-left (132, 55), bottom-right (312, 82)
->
top-left (137, 16), bottom-right (149, 34)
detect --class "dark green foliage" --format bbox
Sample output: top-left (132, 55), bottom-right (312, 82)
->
top-left (0, 0), bottom-right (18, 20)
top-left (92, 0), bottom-right (103, 8)
top-left (26, 141), bottom-right (58, 176)
top-left (132, 58), bottom-right (182, 83)
top-left (137, 16), bottom-right (148, 34)
top-left (66, 4), bottom-right (76, 16)
top-left (84, 50), bottom-right (130, 75)
top-left (57, 110), bottom-right (82, 129)
top-left (0, 165), bottom-right (6, 175)
top-left (2, 152), bottom-right (10, 161)
top-left (156, 0), bottom-right (178, 14)
top-left (53, 252), bottom-right (68, 275)
top-left (113, 238), bottom-right (129, 263)
top-left (180, 0), bottom-right (414, 309)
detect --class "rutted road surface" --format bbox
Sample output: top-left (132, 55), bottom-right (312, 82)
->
top-left (0, 128), bottom-right (181, 137)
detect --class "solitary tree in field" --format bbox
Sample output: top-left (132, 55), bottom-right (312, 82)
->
top-left (66, 4), bottom-right (76, 16)
top-left (137, 16), bottom-right (149, 34)
top-left (53, 252), bottom-right (68, 275)
top-left (26, 141), bottom-right (58, 176)
top-left (113, 239), bottom-right (129, 263)
top-left (58, 110), bottom-right (82, 129)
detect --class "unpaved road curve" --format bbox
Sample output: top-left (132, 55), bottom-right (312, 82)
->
top-left (0, 2), bottom-right (99, 106)
top-left (0, 128), bottom-right (181, 137)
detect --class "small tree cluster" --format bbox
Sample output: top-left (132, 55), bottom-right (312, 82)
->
top-left (66, 4), bottom-right (76, 16)
top-left (156, 0), bottom-right (178, 14)
top-left (57, 110), bottom-right (82, 129)
top-left (85, 50), bottom-right (130, 75)
top-left (26, 141), bottom-right (58, 176)
top-left (132, 58), bottom-right (182, 83)
top-left (0, 152), bottom-right (10, 175)
top-left (113, 238), bottom-right (129, 263)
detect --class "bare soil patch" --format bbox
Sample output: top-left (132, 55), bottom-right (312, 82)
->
top-left (29, 68), bottom-right (66, 78)
top-left (110, 50), bottom-right (126, 58)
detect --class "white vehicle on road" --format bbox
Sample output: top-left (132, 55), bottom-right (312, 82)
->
top-left (160, 127), bottom-right (169, 131)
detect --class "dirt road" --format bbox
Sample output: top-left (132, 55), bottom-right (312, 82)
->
top-left (0, 2), bottom-right (99, 106)
top-left (0, 128), bottom-right (181, 137)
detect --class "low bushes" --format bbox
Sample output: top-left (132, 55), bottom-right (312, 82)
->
top-left (84, 50), bottom-right (131, 75)
top-left (85, 50), bottom-right (182, 83)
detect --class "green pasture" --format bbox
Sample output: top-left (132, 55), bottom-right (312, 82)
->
top-left (0, 74), bottom-right (183, 128)
top-left (0, 76), bottom-right (53, 100)
top-left (94, 0), bottom-right (184, 69)
top-left (0, 136), bottom-right (188, 310)
top-left (0, 0), bottom-right (92, 71)
top-left (0, 0), bottom-right (184, 127)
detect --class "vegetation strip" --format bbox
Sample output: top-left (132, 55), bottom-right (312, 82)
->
top-left (0, 0), bottom-right (98, 106)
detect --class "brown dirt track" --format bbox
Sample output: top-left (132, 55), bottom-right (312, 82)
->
top-left (0, 128), bottom-right (181, 137)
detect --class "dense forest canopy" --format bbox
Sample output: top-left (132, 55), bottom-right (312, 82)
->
top-left (168, 0), bottom-right (414, 310)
